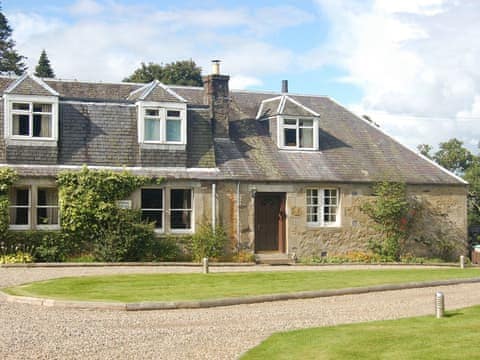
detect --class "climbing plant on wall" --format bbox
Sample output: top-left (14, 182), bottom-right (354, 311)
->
top-left (57, 166), bottom-right (162, 261)
top-left (361, 181), bottom-right (419, 261)
top-left (0, 168), bottom-right (18, 238)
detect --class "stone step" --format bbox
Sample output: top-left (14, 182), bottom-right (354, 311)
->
top-left (255, 253), bottom-right (294, 265)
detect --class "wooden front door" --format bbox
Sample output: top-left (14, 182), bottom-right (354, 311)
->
top-left (255, 193), bottom-right (286, 252)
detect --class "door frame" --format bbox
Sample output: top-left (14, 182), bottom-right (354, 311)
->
top-left (254, 192), bottom-right (286, 253)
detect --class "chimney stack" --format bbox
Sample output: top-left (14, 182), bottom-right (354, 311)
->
top-left (203, 60), bottom-right (230, 138)
top-left (282, 80), bottom-right (288, 93)
top-left (212, 60), bottom-right (221, 75)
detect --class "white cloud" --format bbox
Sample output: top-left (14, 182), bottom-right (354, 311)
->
top-left (7, 3), bottom-right (306, 83)
top-left (230, 75), bottom-right (262, 90)
top-left (311, 0), bottom-right (480, 151)
top-left (69, 0), bottom-right (104, 16)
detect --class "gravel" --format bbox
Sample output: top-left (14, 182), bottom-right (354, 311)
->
top-left (1, 265), bottom-right (480, 359)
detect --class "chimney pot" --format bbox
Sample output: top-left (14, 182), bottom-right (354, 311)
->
top-left (212, 60), bottom-right (221, 75)
top-left (282, 80), bottom-right (288, 93)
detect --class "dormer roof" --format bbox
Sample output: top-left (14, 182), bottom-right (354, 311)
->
top-left (127, 80), bottom-right (187, 103)
top-left (4, 73), bottom-right (59, 97)
top-left (256, 94), bottom-right (319, 120)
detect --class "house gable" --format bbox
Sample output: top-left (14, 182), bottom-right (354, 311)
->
top-left (4, 74), bottom-right (59, 97)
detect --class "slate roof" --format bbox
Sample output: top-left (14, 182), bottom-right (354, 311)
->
top-left (0, 75), bottom-right (465, 185)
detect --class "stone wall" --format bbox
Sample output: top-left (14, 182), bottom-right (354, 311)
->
top-left (216, 181), bottom-right (468, 260)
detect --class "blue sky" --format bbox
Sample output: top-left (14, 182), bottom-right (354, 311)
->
top-left (4, 0), bottom-right (480, 152)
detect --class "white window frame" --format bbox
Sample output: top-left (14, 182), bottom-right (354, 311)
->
top-left (4, 94), bottom-right (59, 142)
top-left (306, 188), bottom-right (340, 227)
top-left (36, 187), bottom-right (60, 230)
top-left (277, 116), bottom-right (319, 150)
top-left (9, 185), bottom-right (60, 230)
top-left (137, 102), bottom-right (187, 145)
top-left (140, 187), bottom-right (165, 233)
top-left (170, 188), bottom-right (194, 234)
top-left (9, 187), bottom-right (31, 230)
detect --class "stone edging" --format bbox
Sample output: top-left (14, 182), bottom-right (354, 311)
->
top-left (2, 277), bottom-right (480, 311)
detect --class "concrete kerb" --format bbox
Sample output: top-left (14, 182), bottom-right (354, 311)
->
top-left (3, 277), bottom-right (480, 311)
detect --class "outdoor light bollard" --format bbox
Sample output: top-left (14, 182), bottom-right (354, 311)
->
top-left (460, 255), bottom-right (465, 269)
top-left (202, 257), bottom-right (209, 274)
top-left (435, 292), bottom-right (445, 318)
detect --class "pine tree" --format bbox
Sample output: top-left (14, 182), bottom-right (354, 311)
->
top-left (0, 4), bottom-right (26, 75)
top-left (34, 50), bottom-right (55, 78)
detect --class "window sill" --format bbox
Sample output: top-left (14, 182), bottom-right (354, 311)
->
top-left (6, 138), bottom-right (57, 147)
top-left (306, 223), bottom-right (341, 229)
top-left (170, 229), bottom-right (193, 234)
top-left (9, 225), bottom-right (31, 230)
top-left (37, 225), bottom-right (61, 231)
top-left (140, 143), bottom-right (186, 151)
top-left (278, 147), bottom-right (318, 152)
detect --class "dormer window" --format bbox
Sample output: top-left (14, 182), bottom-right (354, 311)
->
top-left (138, 103), bottom-right (186, 145)
top-left (12, 102), bottom-right (53, 138)
top-left (4, 95), bottom-right (59, 142)
top-left (278, 116), bottom-right (319, 150)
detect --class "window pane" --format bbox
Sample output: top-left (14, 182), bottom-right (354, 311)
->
top-left (142, 210), bottom-right (163, 229)
top-left (284, 128), bottom-right (297, 146)
top-left (299, 119), bottom-right (313, 127)
top-left (145, 109), bottom-right (159, 116)
top-left (141, 189), bottom-right (163, 209)
top-left (13, 114), bottom-right (29, 136)
top-left (33, 114), bottom-right (52, 137)
top-left (10, 208), bottom-right (28, 225)
top-left (15, 189), bottom-right (29, 206)
top-left (37, 188), bottom-right (58, 225)
top-left (166, 119), bottom-right (181, 142)
top-left (9, 188), bottom-right (29, 225)
top-left (167, 110), bottom-right (180, 117)
top-left (300, 127), bottom-right (313, 148)
top-left (12, 103), bottom-right (29, 111)
top-left (33, 103), bottom-right (52, 113)
top-left (144, 118), bottom-right (160, 141)
top-left (171, 189), bottom-right (191, 209)
top-left (284, 119), bottom-right (296, 125)
top-left (37, 188), bottom-right (58, 206)
top-left (171, 210), bottom-right (191, 229)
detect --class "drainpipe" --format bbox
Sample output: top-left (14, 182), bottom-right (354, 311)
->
top-left (212, 183), bottom-right (216, 232)
top-left (236, 181), bottom-right (241, 251)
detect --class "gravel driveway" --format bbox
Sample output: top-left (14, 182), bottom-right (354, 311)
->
top-left (1, 265), bottom-right (480, 359)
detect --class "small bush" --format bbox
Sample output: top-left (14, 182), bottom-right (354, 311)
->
top-left (0, 252), bottom-right (33, 264)
top-left (188, 223), bottom-right (228, 261)
top-left (143, 235), bottom-right (181, 262)
top-left (2, 231), bottom-right (69, 262)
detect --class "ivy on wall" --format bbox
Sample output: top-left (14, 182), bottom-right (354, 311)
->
top-left (0, 168), bottom-right (18, 239)
top-left (56, 166), bottom-right (163, 261)
top-left (361, 181), bottom-right (419, 261)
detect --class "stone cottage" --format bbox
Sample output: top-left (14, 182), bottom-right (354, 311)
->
top-left (1, 61), bottom-right (467, 261)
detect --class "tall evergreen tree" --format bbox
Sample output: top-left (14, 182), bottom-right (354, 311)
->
top-left (0, 4), bottom-right (26, 75)
top-left (34, 49), bottom-right (55, 78)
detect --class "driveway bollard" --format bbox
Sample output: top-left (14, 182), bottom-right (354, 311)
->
top-left (460, 255), bottom-right (465, 269)
top-left (202, 257), bottom-right (209, 274)
top-left (435, 292), bottom-right (445, 318)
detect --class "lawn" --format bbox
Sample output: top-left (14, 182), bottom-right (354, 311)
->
top-left (241, 305), bottom-right (480, 359)
top-left (3, 268), bottom-right (480, 303)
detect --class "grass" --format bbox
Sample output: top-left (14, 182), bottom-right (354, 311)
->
top-left (3, 268), bottom-right (480, 303)
top-left (241, 306), bottom-right (480, 359)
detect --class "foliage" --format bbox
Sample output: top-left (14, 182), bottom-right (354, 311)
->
top-left (34, 49), bottom-right (55, 78)
top-left (188, 222), bottom-right (228, 261)
top-left (0, 5), bottom-right (26, 75)
top-left (0, 252), bottom-right (32, 264)
top-left (464, 161), bottom-right (480, 225)
top-left (56, 166), bottom-right (159, 262)
top-left (417, 143), bottom-right (433, 159)
top-left (0, 168), bottom-right (18, 238)
top-left (361, 181), bottom-right (418, 261)
top-left (3, 230), bottom-right (69, 262)
top-left (123, 59), bottom-right (203, 86)
top-left (142, 235), bottom-right (181, 262)
top-left (433, 138), bottom-right (473, 175)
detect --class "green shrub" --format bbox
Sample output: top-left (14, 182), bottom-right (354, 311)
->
top-left (0, 252), bottom-right (33, 264)
top-left (188, 223), bottom-right (228, 261)
top-left (57, 167), bottom-right (160, 262)
top-left (2, 231), bottom-right (68, 262)
top-left (142, 235), bottom-right (182, 261)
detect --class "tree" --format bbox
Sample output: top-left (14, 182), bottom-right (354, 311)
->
top-left (0, 5), bottom-right (26, 75)
top-left (123, 59), bottom-right (203, 86)
top-left (464, 160), bottom-right (480, 226)
top-left (34, 50), bottom-right (55, 78)
top-left (433, 138), bottom-right (473, 175)
top-left (417, 144), bottom-right (433, 159)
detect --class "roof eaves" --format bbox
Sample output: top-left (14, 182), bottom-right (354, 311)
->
top-left (3, 73), bottom-right (28, 93)
top-left (138, 80), bottom-right (158, 100)
top-left (282, 95), bottom-right (320, 117)
top-left (30, 74), bottom-right (60, 96)
top-left (255, 96), bottom-right (283, 120)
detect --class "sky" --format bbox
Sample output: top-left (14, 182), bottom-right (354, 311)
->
top-left (4, 0), bottom-right (480, 153)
